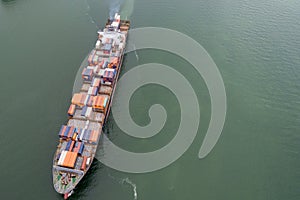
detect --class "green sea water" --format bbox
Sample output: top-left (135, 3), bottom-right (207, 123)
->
top-left (0, 0), bottom-right (300, 199)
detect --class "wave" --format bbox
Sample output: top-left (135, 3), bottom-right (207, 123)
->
top-left (108, 174), bottom-right (138, 200)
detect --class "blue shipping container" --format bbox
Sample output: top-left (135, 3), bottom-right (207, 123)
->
top-left (64, 126), bottom-right (71, 137)
top-left (65, 140), bottom-right (72, 151)
top-left (81, 106), bottom-right (88, 116)
top-left (74, 141), bottom-right (79, 148)
top-left (94, 87), bottom-right (99, 94)
top-left (78, 143), bottom-right (85, 155)
top-left (58, 125), bottom-right (65, 137)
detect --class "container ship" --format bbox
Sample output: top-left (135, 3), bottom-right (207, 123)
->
top-left (52, 13), bottom-right (130, 199)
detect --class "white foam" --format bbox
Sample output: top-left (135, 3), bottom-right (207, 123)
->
top-left (122, 177), bottom-right (138, 200)
top-left (133, 44), bottom-right (139, 62)
top-left (108, 174), bottom-right (138, 200)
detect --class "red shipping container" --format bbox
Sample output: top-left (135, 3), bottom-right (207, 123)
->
top-left (67, 127), bottom-right (75, 138)
top-left (81, 156), bottom-right (87, 170)
top-left (69, 141), bottom-right (75, 151)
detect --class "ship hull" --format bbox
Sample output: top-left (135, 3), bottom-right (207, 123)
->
top-left (52, 15), bottom-right (130, 196)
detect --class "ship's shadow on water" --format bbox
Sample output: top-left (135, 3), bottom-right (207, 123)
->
top-left (68, 159), bottom-right (102, 199)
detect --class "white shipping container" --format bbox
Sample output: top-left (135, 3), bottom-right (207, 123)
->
top-left (104, 81), bottom-right (112, 86)
top-left (58, 150), bottom-right (67, 166)
top-left (105, 68), bottom-right (115, 72)
top-left (85, 120), bottom-right (90, 127)
top-left (88, 87), bottom-right (93, 95)
top-left (95, 51), bottom-right (102, 56)
top-left (86, 157), bottom-right (91, 165)
top-left (87, 66), bottom-right (95, 70)
top-left (85, 107), bottom-right (92, 118)
top-left (84, 95), bottom-right (90, 106)
top-left (92, 79), bottom-right (96, 87)
top-left (95, 40), bottom-right (101, 49)
top-left (80, 129), bottom-right (86, 141)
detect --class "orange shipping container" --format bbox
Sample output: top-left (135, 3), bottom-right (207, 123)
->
top-left (72, 93), bottom-right (87, 107)
top-left (65, 153), bottom-right (72, 168)
top-left (92, 95), bottom-right (109, 110)
top-left (72, 132), bottom-right (78, 141)
top-left (68, 104), bottom-right (76, 116)
top-left (69, 141), bottom-right (75, 151)
top-left (71, 93), bottom-right (82, 105)
top-left (69, 152), bottom-right (78, 168)
top-left (79, 94), bottom-right (86, 106)
top-left (62, 151), bottom-right (78, 168)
